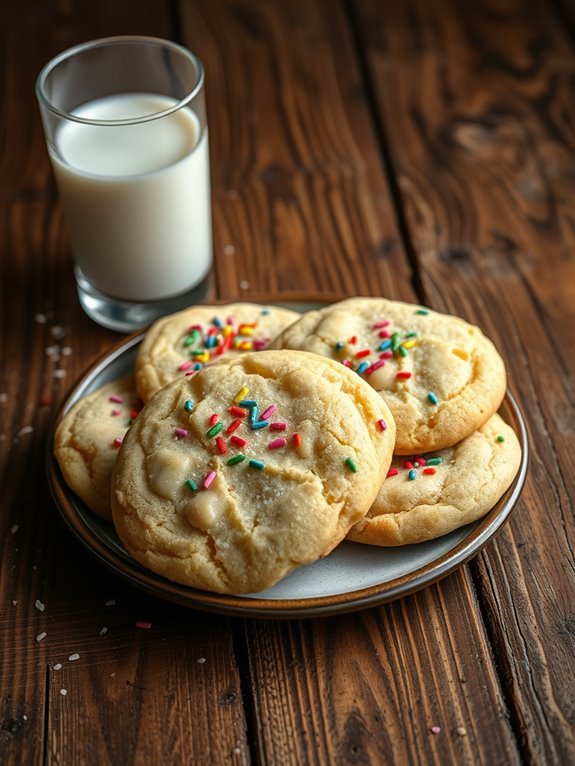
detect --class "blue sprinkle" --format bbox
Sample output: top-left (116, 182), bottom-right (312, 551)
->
top-left (427, 391), bottom-right (439, 404)
top-left (335, 341), bottom-right (344, 351)
top-left (249, 459), bottom-right (265, 470)
top-left (239, 399), bottom-right (257, 408)
top-left (193, 363), bottom-right (203, 370)
top-left (378, 339), bottom-right (391, 351)
top-left (184, 400), bottom-right (194, 412)
top-left (356, 361), bottom-right (370, 375)
top-left (262, 308), bottom-right (271, 315)
top-left (249, 406), bottom-right (259, 423)
top-left (408, 469), bottom-right (417, 480)
top-left (212, 316), bottom-right (223, 328)
top-left (251, 420), bottom-right (270, 430)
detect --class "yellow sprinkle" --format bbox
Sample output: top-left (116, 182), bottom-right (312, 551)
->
top-left (402, 339), bottom-right (417, 349)
top-left (196, 352), bottom-right (210, 363)
top-left (238, 341), bottom-right (253, 350)
top-left (223, 326), bottom-right (233, 337)
top-left (238, 326), bottom-right (255, 336)
top-left (234, 387), bottom-right (250, 403)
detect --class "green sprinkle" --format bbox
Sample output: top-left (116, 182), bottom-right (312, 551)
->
top-left (406, 331), bottom-right (418, 338)
top-left (227, 454), bottom-right (245, 465)
top-left (391, 332), bottom-right (400, 351)
top-left (191, 349), bottom-right (207, 356)
top-left (427, 391), bottom-right (439, 404)
top-left (186, 479), bottom-right (199, 492)
top-left (207, 422), bottom-right (223, 437)
top-left (415, 308), bottom-right (429, 315)
top-left (345, 457), bottom-right (358, 473)
top-left (426, 457), bottom-right (442, 466)
top-left (398, 345), bottom-right (408, 358)
top-left (184, 399), bottom-right (194, 412)
top-left (496, 435), bottom-right (505, 443)
top-left (249, 459), bottom-right (265, 470)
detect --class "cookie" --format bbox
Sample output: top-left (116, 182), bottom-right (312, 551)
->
top-left (347, 413), bottom-right (521, 546)
top-left (112, 350), bottom-right (396, 594)
top-left (270, 297), bottom-right (506, 454)
top-left (54, 376), bottom-right (142, 521)
top-left (135, 302), bottom-right (299, 402)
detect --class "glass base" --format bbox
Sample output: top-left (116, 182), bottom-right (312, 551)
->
top-left (76, 268), bottom-right (213, 333)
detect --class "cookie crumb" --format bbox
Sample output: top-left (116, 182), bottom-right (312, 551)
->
top-left (68, 653), bottom-right (80, 661)
top-left (239, 280), bottom-right (250, 290)
top-left (53, 663), bottom-right (62, 671)
top-left (456, 726), bottom-right (467, 736)
top-left (36, 632), bottom-right (47, 642)
top-left (35, 599), bottom-right (45, 612)
top-left (196, 657), bottom-right (206, 664)
top-left (59, 689), bottom-right (67, 696)
top-left (100, 627), bottom-right (108, 636)
top-left (223, 244), bottom-right (236, 255)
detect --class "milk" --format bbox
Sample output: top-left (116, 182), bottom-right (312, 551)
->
top-left (50, 94), bottom-right (211, 302)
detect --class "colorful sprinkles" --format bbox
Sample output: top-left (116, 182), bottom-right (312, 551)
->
top-left (386, 455), bottom-right (443, 481)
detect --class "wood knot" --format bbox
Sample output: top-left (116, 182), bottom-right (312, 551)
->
top-left (440, 245), bottom-right (473, 267)
top-left (0, 717), bottom-right (25, 736)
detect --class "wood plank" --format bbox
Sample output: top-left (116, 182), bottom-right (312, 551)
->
top-left (180, 1), bottom-right (523, 763)
top-left (178, 0), bottom-right (411, 299)
top-left (352, 0), bottom-right (575, 761)
top-left (0, 2), bottom-right (248, 763)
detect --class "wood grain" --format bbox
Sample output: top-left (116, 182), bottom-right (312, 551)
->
top-left (353, 0), bottom-right (575, 761)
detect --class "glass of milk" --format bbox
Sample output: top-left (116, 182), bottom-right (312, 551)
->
top-left (36, 37), bottom-right (212, 331)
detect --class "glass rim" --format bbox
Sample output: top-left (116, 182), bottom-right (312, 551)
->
top-left (35, 35), bottom-right (205, 126)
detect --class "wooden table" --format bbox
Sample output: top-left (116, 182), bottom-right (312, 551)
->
top-left (2, 1), bottom-right (574, 763)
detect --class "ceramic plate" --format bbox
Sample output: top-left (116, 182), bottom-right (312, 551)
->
top-left (46, 299), bottom-right (529, 618)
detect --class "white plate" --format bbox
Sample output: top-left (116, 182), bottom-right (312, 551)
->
top-left (47, 301), bottom-right (528, 618)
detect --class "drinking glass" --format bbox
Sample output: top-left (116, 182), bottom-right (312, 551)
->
top-left (36, 36), bottom-right (212, 332)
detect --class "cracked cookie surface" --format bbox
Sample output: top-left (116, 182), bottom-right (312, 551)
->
top-left (135, 302), bottom-right (299, 402)
top-left (54, 376), bottom-right (141, 521)
top-left (270, 297), bottom-right (507, 454)
top-left (347, 413), bottom-right (521, 546)
top-left (112, 350), bottom-right (395, 594)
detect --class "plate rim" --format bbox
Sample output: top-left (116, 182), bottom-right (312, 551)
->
top-left (46, 298), bottom-right (529, 619)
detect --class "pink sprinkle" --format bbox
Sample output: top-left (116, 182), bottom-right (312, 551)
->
top-left (342, 360), bottom-right (353, 368)
top-left (430, 726), bottom-right (441, 735)
top-left (203, 470), bottom-right (216, 489)
top-left (111, 408), bottom-right (122, 417)
top-left (175, 428), bottom-right (188, 438)
top-left (226, 315), bottom-right (237, 329)
top-left (366, 359), bottom-right (386, 375)
top-left (416, 456), bottom-right (426, 466)
top-left (372, 320), bottom-right (390, 329)
top-left (261, 404), bottom-right (277, 420)
top-left (387, 468), bottom-right (399, 478)
top-left (380, 351), bottom-right (393, 359)
top-left (270, 422), bottom-right (287, 431)
top-left (178, 361), bottom-right (194, 371)
top-left (268, 438), bottom-right (287, 450)
top-left (112, 437), bottom-right (123, 448)
top-left (109, 395), bottom-right (124, 403)
top-left (377, 419), bottom-right (387, 431)
top-left (378, 330), bottom-right (390, 339)
top-left (136, 621), bottom-right (152, 630)
top-left (253, 340), bottom-right (268, 351)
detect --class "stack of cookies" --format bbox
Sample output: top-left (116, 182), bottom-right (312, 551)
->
top-left (54, 298), bottom-right (521, 594)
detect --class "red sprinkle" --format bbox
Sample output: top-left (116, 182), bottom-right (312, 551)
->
top-left (270, 422), bottom-right (287, 431)
top-left (109, 395), bottom-right (124, 403)
top-left (40, 397), bottom-right (52, 407)
top-left (372, 320), bottom-right (390, 329)
top-left (209, 413), bottom-right (219, 426)
top-left (226, 419), bottom-right (242, 434)
top-left (396, 371), bottom-right (412, 380)
top-left (423, 467), bottom-right (436, 475)
top-left (230, 435), bottom-right (247, 447)
top-left (178, 361), bottom-right (194, 371)
top-left (416, 456), bottom-right (426, 466)
top-left (367, 359), bottom-right (386, 375)
top-left (377, 418), bottom-right (387, 431)
top-left (136, 621), bottom-right (152, 630)
top-left (349, 335), bottom-right (358, 345)
top-left (342, 360), bottom-right (353, 368)
top-left (404, 460), bottom-right (414, 470)
top-left (387, 468), bottom-right (399, 477)
top-left (292, 433), bottom-right (302, 448)
top-left (379, 351), bottom-right (393, 359)
top-left (378, 330), bottom-right (390, 339)
top-left (355, 349), bottom-right (371, 359)
top-left (216, 436), bottom-right (227, 455)
top-left (228, 406), bottom-right (247, 417)
top-left (112, 437), bottom-right (123, 447)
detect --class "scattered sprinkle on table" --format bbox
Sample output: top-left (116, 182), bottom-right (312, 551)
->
top-left (136, 621), bottom-right (152, 630)
top-left (100, 627), bottom-right (108, 636)
top-left (36, 632), bottom-right (47, 642)
top-left (53, 663), bottom-right (62, 671)
top-left (11, 524), bottom-right (19, 534)
top-left (35, 599), bottom-right (45, 612)
top-left (196, 657), bottom-right (206, 664)
top-left (429, 726), bottom-right (441, 735)
top-left (59, 689), bottom-right (67, 696)
top-left (105, 599), bottom-right (116, 607)
top-left (68, 653), bottom-right (80, 661)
